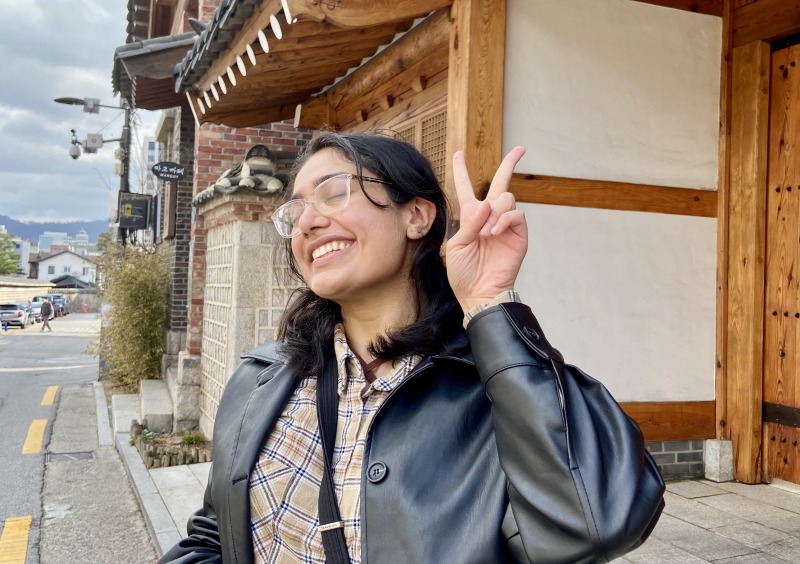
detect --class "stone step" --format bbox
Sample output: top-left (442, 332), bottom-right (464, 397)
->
top-left (140, 379), bottom-right (174, 433)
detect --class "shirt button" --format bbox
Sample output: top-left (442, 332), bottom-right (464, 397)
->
top-left (367, 461), bottom-right (388, 483)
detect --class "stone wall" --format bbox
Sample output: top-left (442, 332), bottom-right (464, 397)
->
top-left (195, 192), bottom-right (295, 439)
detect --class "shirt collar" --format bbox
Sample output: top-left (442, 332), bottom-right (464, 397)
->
top-left (332, 323), bottom-right (419, 398)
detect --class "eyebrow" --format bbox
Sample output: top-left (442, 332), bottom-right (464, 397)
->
top-left (288, 172), bottom-right (348, 201)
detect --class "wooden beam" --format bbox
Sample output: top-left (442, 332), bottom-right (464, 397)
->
top-left (170, 0), bottom-right (191, 36)
top-left (347, 70), bottom-right (447, 132)
top-left (445, 0), bottom-right (507, 209)
top-left (327, 10), bottom-right (450, 112)
top-left (509, 174), bottom-right (717, 217)
top-left (621, 401), bottom-right (716, 442)
top-left (733, 0), bottom-right (800, 47)
top-left (290, 0), bottom-right (453, 28)
top-left (197, 103), bottom-right (296, 128)
top-left (297, 10), bottom-right (449, 128)
top-left (628, 0), bottom-right (723, 17)
top-left (715, 0), bottom-right (733, 441)
top-left (726, 40), bottom-right (770, 484)
top-left (331, 42), bottom-right (449, 127)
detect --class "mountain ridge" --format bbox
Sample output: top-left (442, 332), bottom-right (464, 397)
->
top-left (0, 215), bottom-right (109, 243)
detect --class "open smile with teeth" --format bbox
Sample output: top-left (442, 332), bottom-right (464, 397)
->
top-left (312, 241), bottom-right (352, 260)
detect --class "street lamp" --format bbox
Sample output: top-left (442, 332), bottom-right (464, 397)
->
top-left (55, 96), bottom-right (132, 245)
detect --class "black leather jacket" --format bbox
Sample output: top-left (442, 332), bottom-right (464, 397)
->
top-left (160, 303), bottom-right (664, 563)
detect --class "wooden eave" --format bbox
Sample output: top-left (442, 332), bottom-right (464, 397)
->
top-left (180, 0), bottom-right (453, 128)
top-left (297, 9), bottom-right (450, 130)
top-left (113, 33), bottom-right (197, 111)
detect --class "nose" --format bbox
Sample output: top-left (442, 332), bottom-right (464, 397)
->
top-left (295, 200), bottom-right (329, 235)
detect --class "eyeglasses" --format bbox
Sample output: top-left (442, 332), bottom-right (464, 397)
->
top-left (271, 173), bottom-right (393, 238)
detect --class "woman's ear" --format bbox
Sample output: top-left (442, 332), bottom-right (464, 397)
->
top-left (404, 197), bottom-right (437, 240)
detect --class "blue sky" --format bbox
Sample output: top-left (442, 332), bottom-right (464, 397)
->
top-left (0, 0), bottom-right (159, 222)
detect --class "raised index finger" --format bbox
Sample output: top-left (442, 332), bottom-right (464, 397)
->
top-left (485, 146), bottom-right (526, 201)
top-left (452, 150), bottom-right (477, 208)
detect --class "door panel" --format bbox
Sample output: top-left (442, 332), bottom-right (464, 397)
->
top-left (763, 42), bottom-right (800, 482)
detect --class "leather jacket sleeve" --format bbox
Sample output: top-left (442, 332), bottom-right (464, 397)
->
top-left (467, 302), bottom-right (665, 563)
top-left (157, 471), bottom-right (223, 563)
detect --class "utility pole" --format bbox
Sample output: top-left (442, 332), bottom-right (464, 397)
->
top-left (55, 96), bottom-right (134, 246)
top-left (119, 104), bottom-right (131, 246)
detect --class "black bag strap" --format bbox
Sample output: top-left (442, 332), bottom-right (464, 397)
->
top-left (316, 357), bottom-right (350, 563)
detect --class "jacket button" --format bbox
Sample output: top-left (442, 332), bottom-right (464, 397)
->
top-left (523, 326), bottom-right (541, 341)
top-left (367, 461), bottom-right (388, 483)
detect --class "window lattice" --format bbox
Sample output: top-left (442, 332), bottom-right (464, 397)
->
top-left (421, 109), bottom-right (447, 182)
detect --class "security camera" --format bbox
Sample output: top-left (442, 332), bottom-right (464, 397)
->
top-left (69, 144), bottom-right (81, 160)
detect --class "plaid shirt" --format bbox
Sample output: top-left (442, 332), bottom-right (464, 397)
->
top-left (249, 325), bottom-right (420, 563)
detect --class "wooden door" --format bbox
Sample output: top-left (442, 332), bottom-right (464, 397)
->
top-left (763, 41), bottom-right (800, 482)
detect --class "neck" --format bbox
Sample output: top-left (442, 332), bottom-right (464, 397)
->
top-left (338, 283), bottom-right (418, 361)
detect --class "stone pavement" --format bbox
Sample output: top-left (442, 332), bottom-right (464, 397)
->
top-left (104, 397), bottom-right (800, 562)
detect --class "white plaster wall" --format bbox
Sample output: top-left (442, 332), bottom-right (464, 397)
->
top-left (504, 0), bottom-right (722, 189)
top-left (504, 0), bottom-right (721, 401)
top-left (518, 204), bottom-right (717, 402)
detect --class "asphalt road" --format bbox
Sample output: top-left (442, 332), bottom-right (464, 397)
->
top-left (0, 313), bottom-right (156, 563)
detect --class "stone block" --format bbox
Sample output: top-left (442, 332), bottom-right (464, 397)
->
top-left (177, 351), bottom-right (201, 386)
top-left (165, 329), bottom-right (184, 355)
top-left (140, 379), bottom-right (173, 434)
top-left (112, 394), bottom-right (141, 436)
top-left (173, 384), bottom-right (200, 422)
top-left (704, 439), bottom-right (734, 483)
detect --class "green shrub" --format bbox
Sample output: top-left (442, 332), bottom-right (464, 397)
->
top-left (98, 244), bottom-right (170, 391)
top-left (180, 430), bottom-right (206, 445)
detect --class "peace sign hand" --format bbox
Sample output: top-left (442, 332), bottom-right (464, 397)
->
top-left (446, 147), bottom-right (528, 313)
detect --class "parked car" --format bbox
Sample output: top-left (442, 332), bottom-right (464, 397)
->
top-left (30, 300), bottom-right (43, 322)
top-left (33, 294), bottom-right (67, 317)
top-left (0, 302), bottom-right (33, 329)
top-left (49, 294), bottom-right (69, 316)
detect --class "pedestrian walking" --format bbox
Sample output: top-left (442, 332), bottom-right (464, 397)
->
top-left (161, 132), bottom-right (665, 563)
top-left (40, 298), bottom-right (53, 332)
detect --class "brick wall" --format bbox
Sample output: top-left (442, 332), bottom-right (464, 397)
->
top-left (647, 440), bottom-right (705, 480)
top-left (186, 120), bottom-right (311, 356)
top-left (162, 108), bottom-right (195, 332)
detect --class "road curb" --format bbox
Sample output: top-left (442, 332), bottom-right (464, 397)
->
top-left (92, 381), bottom-right (113, 446)
top-left (115, 432), bottom-right (181, 557)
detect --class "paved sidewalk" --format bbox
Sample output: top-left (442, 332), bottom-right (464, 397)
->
top-left (105, 390), bottom-right (800, 562)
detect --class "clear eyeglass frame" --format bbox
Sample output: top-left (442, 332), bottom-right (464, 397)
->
top-left (271, 173), bottom-right (392, 238)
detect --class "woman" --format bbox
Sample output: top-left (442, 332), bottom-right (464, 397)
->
top-left (161, 132), bottom-right (664, 564)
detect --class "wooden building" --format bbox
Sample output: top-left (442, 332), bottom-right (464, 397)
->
top-left (121, 0), bottom-right (800, 484)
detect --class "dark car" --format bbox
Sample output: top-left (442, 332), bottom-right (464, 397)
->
top-left (0, 302), bottom-right (34, 329)
top-left (33, 294), bottom-right (65, 317)
top-left (49, 294), bottom-right (69, 316)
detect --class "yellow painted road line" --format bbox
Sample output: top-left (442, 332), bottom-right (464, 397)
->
top-left (0, 515), bottom-right (32, 563)
top-left (22, 419), bottom-right (47, 454)
top-left (41, 385), bottom-right (58, 406)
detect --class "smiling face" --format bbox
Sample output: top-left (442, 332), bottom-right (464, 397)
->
top-left (289, 148), bottom-right (418, 307)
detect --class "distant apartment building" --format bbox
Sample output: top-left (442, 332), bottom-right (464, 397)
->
top-left (38, 231), bottom-right (69, 252)
top-left (12, 237), bottom-right (30, 277)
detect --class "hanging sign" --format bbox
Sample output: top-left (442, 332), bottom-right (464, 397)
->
top-left (152, 161), bottom-right (187, 181)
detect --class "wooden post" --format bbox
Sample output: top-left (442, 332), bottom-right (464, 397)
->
top-left (444, 0), bottom-right (507, 209)
top-left (715, 0), bottom-right (733, 441)
top-left (726, 39), bottom-right (770, 484)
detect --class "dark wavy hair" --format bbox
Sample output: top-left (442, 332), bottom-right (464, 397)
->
top-left (276, 131), bottom-right (463, 376)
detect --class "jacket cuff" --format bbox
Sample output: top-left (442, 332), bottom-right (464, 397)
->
top-left (466, 302), bottom-right (564, 382)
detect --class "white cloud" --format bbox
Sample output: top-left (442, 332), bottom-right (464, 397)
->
top-left (0, 0), bottom-right (162, 223)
